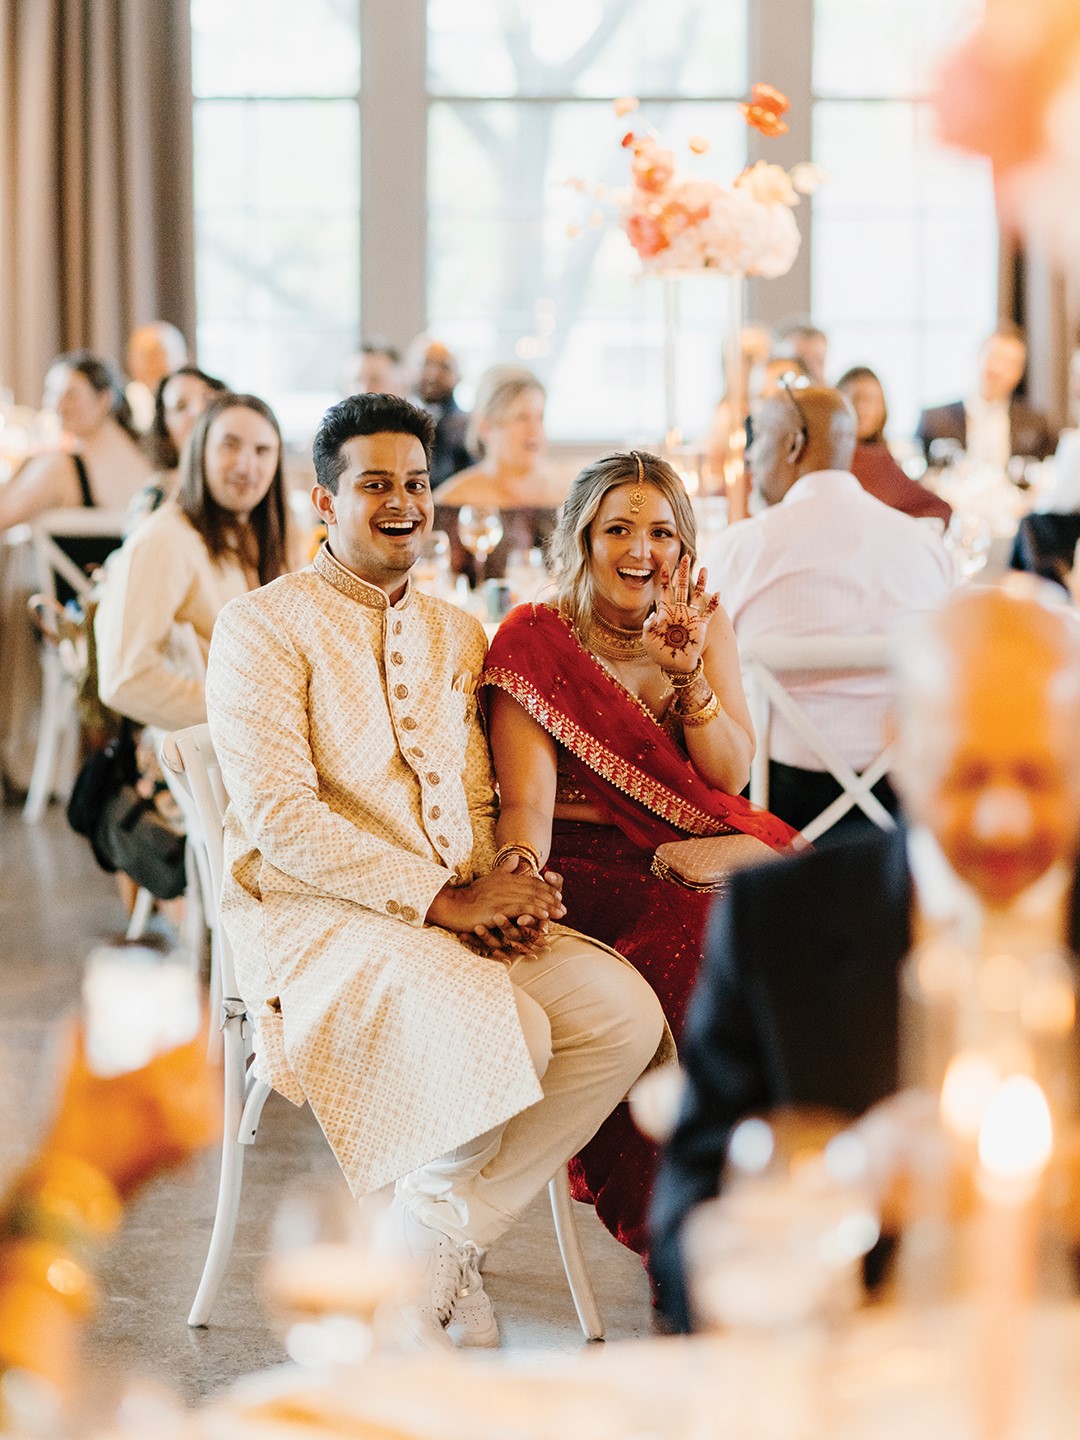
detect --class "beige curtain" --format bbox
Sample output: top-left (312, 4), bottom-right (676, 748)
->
top-left (0, 0), bottom-right (195, 405)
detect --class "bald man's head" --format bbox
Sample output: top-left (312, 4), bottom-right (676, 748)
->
top-left (127, 322), bottom-right (188, 390)
top-left (747, 385), bottom-right (857, 507)
top-left (894, 590), bottom-right (1080, 907)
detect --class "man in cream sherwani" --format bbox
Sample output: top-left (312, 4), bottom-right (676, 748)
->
top-left (205, 393), bottom-right (664, 1349)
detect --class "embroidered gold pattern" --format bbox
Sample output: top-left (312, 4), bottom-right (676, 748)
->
top-left (481, 666), bottom-right (732, 836)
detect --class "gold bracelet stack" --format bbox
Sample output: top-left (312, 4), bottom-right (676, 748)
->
top-left (663, 658), bottom-right (704, 688)
top-left (493, 842), bottom-right (542, 876)
top-left (679, 691), bottom-right (721, 727)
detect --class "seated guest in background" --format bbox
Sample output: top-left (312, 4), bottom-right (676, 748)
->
top-left (701, 384), bottom-right (953, 836)
top-left (483, 451), bottom-right (795, 1255)
top-left (725, 355), bottom-right (812, 524)
top-left (205, 393), bottom-right (665, 1348)
top-left (773, 318), bottom-right (828, 384)
top-left (125, 320), bottom-right (189, 432)
top-left (650, 588), bottom-right (1080, 1331)
top-left (127, 364), bottom-right (228, 531)
top-left (407, 335), bottom-right (472, 485)
top-left (837, 365), bottom-right (952, 525)
top-left (1041, 343), bottom-right (1080, 513)
top-left (96, 392), bottom-right (291, 733)
top-left (433, 365), bottom-right (564, 582)
top-left (916, 320), bottom-right (1055, 467)
top-left (341, 338), bottom-right (405, 398)
top-left (0, 351), bottom-right (151, 542)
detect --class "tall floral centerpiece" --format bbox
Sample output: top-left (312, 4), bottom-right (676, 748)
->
top-left (612, 87), bottom-right (823, 496)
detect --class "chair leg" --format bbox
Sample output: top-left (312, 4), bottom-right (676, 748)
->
top-left (23, 657), bottom-right (68, 824)
top-left (188, 1029), bottom-right (268, 1327)
top-left (548, 1165), bottom-right (605, 1341)
top-left (125, 887), bottom-right (155, 941)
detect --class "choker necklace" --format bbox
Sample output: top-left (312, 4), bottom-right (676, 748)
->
top-left (587, 610), bottom-right (648, 662)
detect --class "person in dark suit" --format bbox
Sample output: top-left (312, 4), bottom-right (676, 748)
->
top-left (408, 336), bottom-right (473, 486)
top-left (650, 588), bottom-right (1080, 1331)
top-left (916, 322), bottom-right (1055, 466)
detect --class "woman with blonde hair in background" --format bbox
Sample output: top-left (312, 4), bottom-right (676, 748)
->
top-left (433, 364), bottom-right (565, 582)
top-left (481, 450), bottom-right (795, 1257)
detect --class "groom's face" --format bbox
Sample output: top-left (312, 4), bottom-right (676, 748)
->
top-left (313, 431), bottom-right (433, 602)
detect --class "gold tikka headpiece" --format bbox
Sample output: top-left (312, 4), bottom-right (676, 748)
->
top-left (627, 451), bottom-right (647, 513)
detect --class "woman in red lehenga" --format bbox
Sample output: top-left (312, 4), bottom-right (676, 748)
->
top-left (481, 451), bottom-right (796, 1258)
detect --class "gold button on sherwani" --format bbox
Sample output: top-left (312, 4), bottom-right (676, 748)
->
top-left (206, 544), bottom-right (542, 1195)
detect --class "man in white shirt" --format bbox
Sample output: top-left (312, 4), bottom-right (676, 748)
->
top-left (652, 588), bottom-right (1080, 1330)
top-left (916, 322), bottom-right (1055, 469)
top-left (702, 383), bottom-right (953, 836)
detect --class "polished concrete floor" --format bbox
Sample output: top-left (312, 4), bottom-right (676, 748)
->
top-left (0, 803), bottom-right (654, 1413)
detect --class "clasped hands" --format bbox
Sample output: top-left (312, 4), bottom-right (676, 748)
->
top-left (427, 855), bottom-right (565, 960)
top-left (641, 554), bottom-right (719, 675)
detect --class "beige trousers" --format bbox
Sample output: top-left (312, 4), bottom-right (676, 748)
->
top-left (395, 935), bottom-right (665, 1248)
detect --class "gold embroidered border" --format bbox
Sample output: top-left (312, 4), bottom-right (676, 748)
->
top-left (482, 667), bottom-right (731, 837)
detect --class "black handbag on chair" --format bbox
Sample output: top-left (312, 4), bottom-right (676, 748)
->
top-left (67, 722), bottom-right (187, 900)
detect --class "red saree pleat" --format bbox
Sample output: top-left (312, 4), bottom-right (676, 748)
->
top-left (481, 604), bottom-right (796, 1261)
top-left (549, 819), bottom-right (714, 1256)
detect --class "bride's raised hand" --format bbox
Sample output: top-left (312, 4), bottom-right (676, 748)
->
top-left (642, 554), bottom-right (719, 673)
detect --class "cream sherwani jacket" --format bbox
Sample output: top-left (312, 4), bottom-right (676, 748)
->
top-left (204, 545), bottom-right (542, 1195)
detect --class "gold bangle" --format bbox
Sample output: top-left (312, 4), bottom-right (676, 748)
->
top-left (679, 692), bottom-right (721, 728)
top-left (493, 842), bottom-right (542, 876)
top-left (663, 658), bottom-right (704, 688)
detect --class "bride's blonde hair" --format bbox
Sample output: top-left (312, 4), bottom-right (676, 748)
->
top-left (549, 451), bottom-right (697, 634)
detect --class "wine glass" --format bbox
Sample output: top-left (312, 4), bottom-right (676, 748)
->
top-left (457, 505), bottom-right (504, 584)
top-left (944, 510), bottom-right (993, 581)
top-left (264, 1178), bottom-right (412, 1369)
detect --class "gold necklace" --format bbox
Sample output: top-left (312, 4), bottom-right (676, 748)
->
top-left (586, 609), bottom-right (648, 662)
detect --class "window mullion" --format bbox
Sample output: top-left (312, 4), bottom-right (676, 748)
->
top-left (360, 0), bottom-right (427, 350)
top-left (747, 0), bottom-right (813, 328)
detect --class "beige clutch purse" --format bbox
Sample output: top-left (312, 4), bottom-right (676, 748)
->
top-left (650, 833), bottom-right (782, 892)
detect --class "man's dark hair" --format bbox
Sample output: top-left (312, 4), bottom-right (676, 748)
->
top-left (313, 393), bottom-right (435, 494)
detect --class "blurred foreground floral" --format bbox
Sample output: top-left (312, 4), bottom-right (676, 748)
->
top-left (934, 0), bottom-right (1080, 278)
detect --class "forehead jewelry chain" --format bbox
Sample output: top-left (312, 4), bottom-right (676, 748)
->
top-left (627, 451), bottom-right (647, 514)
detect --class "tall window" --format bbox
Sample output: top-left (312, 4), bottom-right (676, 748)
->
top-left (810, 0), bottom-right (996, 435)
top-left (191, 0), bottom-right (361, 436)
top-left (189, 0), bottom-right (999, 444)
top-left (427, 0), bottom-right (747, 441)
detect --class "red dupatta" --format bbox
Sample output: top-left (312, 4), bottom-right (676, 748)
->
top-left (481, 603), bottom-right (797, 853)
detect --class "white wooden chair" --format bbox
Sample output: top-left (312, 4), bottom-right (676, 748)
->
top-left (743, 634), bottom-right (898, 845)
top-left (162, 723), bottom-right (605, 1339)
top-left (22, 507), bottom-right (125, 823)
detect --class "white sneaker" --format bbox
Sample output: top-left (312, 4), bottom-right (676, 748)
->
top-left (397, 1210), bottom-right (459, 1351)
top-left (446, 1241), bottom-right (499, 1349)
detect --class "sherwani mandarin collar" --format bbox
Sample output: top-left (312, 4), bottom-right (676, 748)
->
top-left (313, 542), bottom-right (415, 611)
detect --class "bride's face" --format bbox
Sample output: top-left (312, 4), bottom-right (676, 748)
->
top-left (588, 482), bottom-right (683, 622)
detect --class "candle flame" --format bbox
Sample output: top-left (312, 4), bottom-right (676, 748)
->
top-left (977, 1075), bottom-right (1052, 1182)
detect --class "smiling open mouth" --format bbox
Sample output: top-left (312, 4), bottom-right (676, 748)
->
top-left (375, 520), bottom-right (422, 536)
top-left (617, 567), bottom-right (653, 581)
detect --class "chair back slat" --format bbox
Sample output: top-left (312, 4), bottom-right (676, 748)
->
top-left (29, 508), bottom-right (126, 604)
top-left (742, 634), bottom-right (897, 840)
top-left (162, 723), bottom-right (239, 998)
